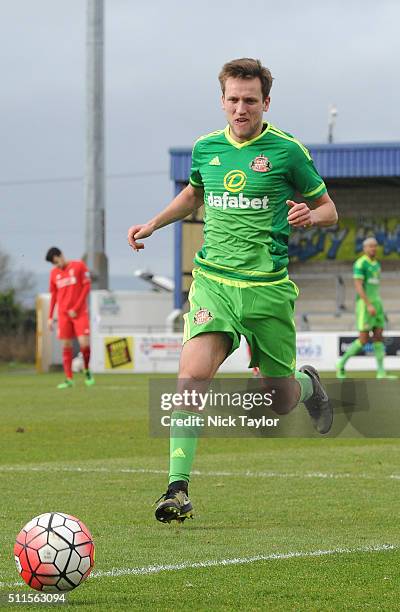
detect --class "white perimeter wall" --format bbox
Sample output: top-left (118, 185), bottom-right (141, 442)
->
top-left (37, 291), bottom-right (400, 373)
top-left (91, 331), bottom-right (400, 374)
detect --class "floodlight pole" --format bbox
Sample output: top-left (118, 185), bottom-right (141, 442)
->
top-left (85, 0), bottom-right (108, 289)
top-left (328, 104), bottom-right (338, 144)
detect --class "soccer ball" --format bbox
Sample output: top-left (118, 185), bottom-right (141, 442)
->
top-left (14, 512), bottom-right (95, 592)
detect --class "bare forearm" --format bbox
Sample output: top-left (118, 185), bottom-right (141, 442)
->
top-left (354, 280), bottom-right (370, 305)
top-left (128, 184), bottom-right (203, 251)
top-left (287, 193), bottom-right (338, 229)
top-left (310, 197), bottom-right (338, 227)
top-left (149, 185), bottom-right (203, 232)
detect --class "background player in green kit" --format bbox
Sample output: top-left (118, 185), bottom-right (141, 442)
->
top-left (127, 58), bottom-right (338, 523)
top-left (336, 237), bottom-right (396, 379)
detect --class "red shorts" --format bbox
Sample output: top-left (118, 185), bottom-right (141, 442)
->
top-left (58, 313), bottom-right (90, 340)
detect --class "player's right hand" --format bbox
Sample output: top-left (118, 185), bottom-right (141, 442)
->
top-left (127, 224), bottom-right (154, 251)
top-left (47, 318), bottom-right (53, 332)
top-left (367, 304), bottom-right (377, 316)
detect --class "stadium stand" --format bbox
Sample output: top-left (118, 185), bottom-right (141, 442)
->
top-left (292, 264), bottom-right (400, 331)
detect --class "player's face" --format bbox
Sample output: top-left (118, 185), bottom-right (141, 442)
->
top-left (222, 77), bottom-right (270, 143)
top-left (364, 241), bottom-right (378, 258)
top-left (52, 255), bottom-right (66, 269)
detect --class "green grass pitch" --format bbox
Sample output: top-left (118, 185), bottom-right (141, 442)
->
top-left (0, 372), bottom-right (399, 611)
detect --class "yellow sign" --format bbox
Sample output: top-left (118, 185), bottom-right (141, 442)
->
top-left (104, 337), bottom-right (134, 370)
top-left (223, 170), bottom-right (247, 193)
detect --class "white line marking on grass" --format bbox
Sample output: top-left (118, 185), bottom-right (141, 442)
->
top-left (1, 465), bottom-right (400, 482)
top-left (0, 543), bottom-right (396, 588)
top-left (90, 543), bottom-right (397, 579)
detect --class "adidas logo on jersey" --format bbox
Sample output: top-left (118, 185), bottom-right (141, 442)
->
top-left (209, 156), bottom-right (221, 166)
top-left (207, 191), bottom-right (269, 210)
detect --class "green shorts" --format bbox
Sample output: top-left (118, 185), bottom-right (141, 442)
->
top-left (356, 299), bottom-right (385, 332)
top-left (183, 269), bottom-right (298, 377)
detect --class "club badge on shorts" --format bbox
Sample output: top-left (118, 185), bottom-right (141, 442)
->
top-left (250, 154), bottom-right (272, 173)
top-left (194, 308), bottom-right (213, 325)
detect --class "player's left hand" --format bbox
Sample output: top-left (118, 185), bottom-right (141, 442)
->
top-left (287, 200), bottom-right (314, 228)
top-left (68, 310), bottom-right (77, 318)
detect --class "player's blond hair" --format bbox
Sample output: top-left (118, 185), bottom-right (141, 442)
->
top-left (218, 58), bottom-right (273, 100)
top-left (363, 236), bottom-right (377, 248)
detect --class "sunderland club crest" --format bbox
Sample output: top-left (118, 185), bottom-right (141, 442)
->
top-left (194, 308), bottom-right (213, 325)
top-left (250, 154), bottom-right (272, 173)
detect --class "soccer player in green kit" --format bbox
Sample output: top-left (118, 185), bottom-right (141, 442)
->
top-left (336, 236), bottom-right (396, 379)
top-left (127, 58), bottom-right (338, 523)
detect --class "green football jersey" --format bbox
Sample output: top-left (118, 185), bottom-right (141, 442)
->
top-left (353, 255), bottom-right (381, 303)
top-left (189, 122), bottom-right (327, 281)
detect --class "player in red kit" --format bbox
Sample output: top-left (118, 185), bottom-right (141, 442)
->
top-left (45, 247), bottom-right (95, 389)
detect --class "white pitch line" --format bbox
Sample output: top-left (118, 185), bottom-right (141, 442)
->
top-left (0, 544), bottom-right (396, 589)
top-left (1, 465), bottom-right (400, 482)
top-left (88, 543), bottom-right (398, 578)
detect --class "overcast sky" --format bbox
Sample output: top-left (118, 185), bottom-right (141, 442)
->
top-left (1, 0), bottom-right (399, 288)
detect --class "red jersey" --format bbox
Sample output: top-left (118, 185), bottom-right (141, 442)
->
top-left (49, 261), bottom-right (91, 317)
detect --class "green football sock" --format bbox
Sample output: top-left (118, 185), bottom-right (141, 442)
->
top-left (295, 370), bottom-right (313, 403)
top-left (338, 339), bottom-right (363, 367)
top-left (373, 341), bottom-right (385, 373)
top-left (169, 410), bottom-right (199, 485)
